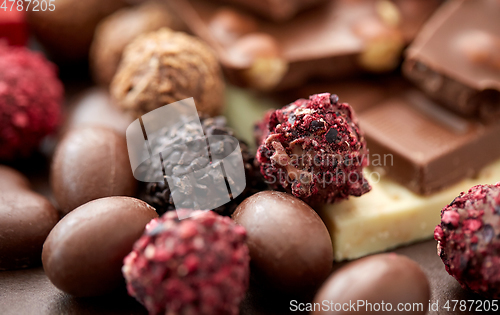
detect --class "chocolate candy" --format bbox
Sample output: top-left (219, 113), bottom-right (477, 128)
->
top-left (26, 0), bottom-right (127, 62)
top-left (63, 88), bottom-right (133, 135)
top-left (111, 28), bottom-right (225, 118)
top-left (0, 165), bottom-right (30, 191)
top-left (313, 253), bottom-right (430, 315)
top-left (359, 91), bottom-right (500, 194)
top-left (42, 196), bottom-right (158, 297)
top-left (0, 188), bottom-right (59, 270)
top-left (170, 0), bottom-right (441, 90)
top-left (232, 191), bottom-right (333, 292)
top-left (140, 115), bottom-right (264, 217)
top-left (435, 183), bottom-right (500, 298)
top-left (51, 126), bottom-right (137, 215)
top-left (90, 1), bottom-right (185, 86)
top-left (404, 0), bottom-right (500, 120)
top-left (256, 93), bottom-right (370, 205)
top-left (123, 210), bottom-right (250, 314)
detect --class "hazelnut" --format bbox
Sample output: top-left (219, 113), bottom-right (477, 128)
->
top-left (209, 8), bottom-right (258, 46)
top-left (376, 0), bottom-right (401, 27)
top-left (227, 33), bottom-right (288, 91)
top-left (353, 18), bottom-right (405, 72)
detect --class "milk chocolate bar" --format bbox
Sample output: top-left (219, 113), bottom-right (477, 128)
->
top-left (404, 0), bottom-right (500, 120)
top-left (170, 0), bottom-right (441, 90)
top-left (359, 91), bottom-right (500, 195)
top-left (218, 0), bottom-right (327, 22)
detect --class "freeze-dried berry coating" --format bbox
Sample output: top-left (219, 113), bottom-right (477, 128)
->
top-left (122, 210), bottom-right (250, 315)
top-left (139, 115), bottom-right (266, 216)
top-left (0, 45), bottom-right (63, 160)
top-left (255, 93), bottom-right (370, 205)
top-left (434, 183), bottom-right (500, 298)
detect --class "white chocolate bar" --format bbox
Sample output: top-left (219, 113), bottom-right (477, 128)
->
top-left (319, 160), bottom-right (500, 261)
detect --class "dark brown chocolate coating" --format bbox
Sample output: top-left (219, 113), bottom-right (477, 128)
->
top-left (42, 196), bottom-right (158, 297)
top-left (232, 191), bottom-right (333, 293)
top-left (0, 165), bottom-right (30, 191)
top-left (0, 190), bottom-right (59, 270)
top-left (359, 91), bottom-right (500, 195)
top-left (26, 0), bottom-right (127, 62)
top-left (51, 126), bottom-right (137, 215)
top-left (313, 253), bottom-right (430, 315)
top-left (404, 0), bottom-right (500, 120)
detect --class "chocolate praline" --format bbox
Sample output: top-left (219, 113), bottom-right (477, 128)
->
top-left (232, 190), bottom-right (333, 293)
top-left (51, 126), bottom-right (137, 215)
top-left (0, 190), bottom-right (59, 270)
top-left (313, 253), bottom-right (430, 314)
top-left (435, 183), bottom-right (500, 298)
top-left (42, 197), bottom-right (158, 297)
top-left (255, 93), bottom-right (371, 206)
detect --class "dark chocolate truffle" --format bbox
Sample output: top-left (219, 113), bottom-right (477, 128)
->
top-left (140, 115), bottom-right (265, 216)
top-left (26, 0), bottom-right (127, 62)
top-left (313, 253), bottom-right (430, 314)
top-left (90, 1), bottom-right (185, 86)
top-left (51, 126), bottom-right (137, 215)
top-left (42, 197), bottom-right (158, 297)
top-left (110, 28), bottom-right (225, 118)
top-left (255, 93), bottom-right (371, 206)
top-left (123, 210), bottom-right (249, 315)
top-left (435, 183), bottom-right (500, 298)
top-left (232, 191), bottom-right (333, 293)
top-left (0, 190), bottom-right (59, 270)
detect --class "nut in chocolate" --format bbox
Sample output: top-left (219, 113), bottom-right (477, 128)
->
top-left (126, 98), bottom-right (246, 219)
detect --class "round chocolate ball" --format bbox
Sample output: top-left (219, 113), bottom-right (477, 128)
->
top-left (63, 88), bottom-right (133, 135)
top-left (0, 166), bottom-right (30, 191)
top-left (51, 126), bottom-right (136, 215)
top-left (110, 28), bottom-right (225, 118)
top-left (26, 0), bottom-right (127, 62)
top-left (90, 1), bottom-right (185, 86)
top-left (313, 253), bottom-right (430, 315)
top-left (42, 196), bottom-right (158, 297)
top-left (0, 190), bottom-right (59, 270)
top-left (232, 191), bottom-right (333, 292)
top-left (435, 183), bottom-right (500, 298)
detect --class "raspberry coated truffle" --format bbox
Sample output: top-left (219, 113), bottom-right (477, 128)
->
top-left (255, 93), bottom-right (370, 205)
top-left (110, 28), bottom-right (224, 118)
top-left (434, 183), bottom-right (500, 298)
top-left (123, 210), bottom-right (250, 315)
top-left (0, 45), bottom-right (63, 160)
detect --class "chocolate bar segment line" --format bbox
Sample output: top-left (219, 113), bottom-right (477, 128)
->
top-left (359, 91), bottom-right (500, 195)
top-left (404, 0), bottom-right (500, 118)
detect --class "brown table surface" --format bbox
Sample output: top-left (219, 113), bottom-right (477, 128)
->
top-left (1, 71), bottom-right (497, 315)
top-left (1, 239), bottom-right (497, 315)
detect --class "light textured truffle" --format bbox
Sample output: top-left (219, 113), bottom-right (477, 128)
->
top-left (110, 28), bottom-right (224, 118)
top-left (91, 2), bottom-right (184, 86)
